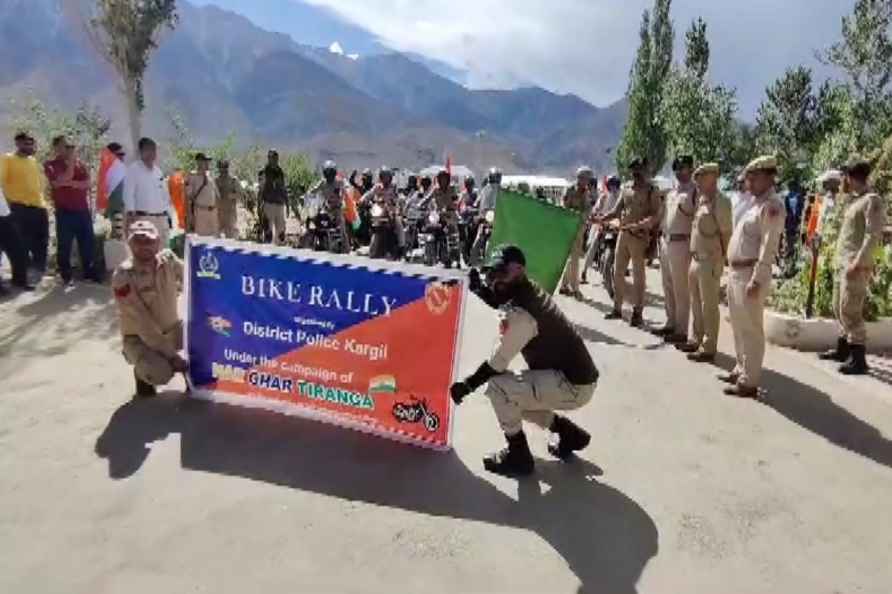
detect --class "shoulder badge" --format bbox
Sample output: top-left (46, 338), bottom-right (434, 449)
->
top-left (114, 284), bottom-right (131, 299)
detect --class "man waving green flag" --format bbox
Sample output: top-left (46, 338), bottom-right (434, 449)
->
top-left (487, 190), bottom-right (583, 294)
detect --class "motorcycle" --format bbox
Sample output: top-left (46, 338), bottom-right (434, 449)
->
top-left (369, 202), bottom-right (400, 260)
top-left (392, 396), bottom-right (440, 433)
top-left (470, 209), bottom-right (495, 266)
top-left (422, 210), bottom-right (461, 268)
top-left (403, 204), bottom-right (427, 263)
top-left (458, 205), bottom-right (479, 266)
top-left (598, 221), bottom-right (620, 300)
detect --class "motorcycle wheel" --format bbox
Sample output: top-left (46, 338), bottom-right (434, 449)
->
top-left (601, 246), bottom-right (616, 300)
top-left (370, 232), bottom-right (384, 259)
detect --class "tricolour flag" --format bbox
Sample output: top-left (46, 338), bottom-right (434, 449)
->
top-left (97, 148), bottom-right (126, 217)
top-left (487, 190), bottom-right (582, 294)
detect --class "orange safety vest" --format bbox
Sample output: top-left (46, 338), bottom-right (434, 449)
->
top-left (168, 172), bottom-right (186, 229)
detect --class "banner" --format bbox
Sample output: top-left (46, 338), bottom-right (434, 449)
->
top-left (488, 190), bottom-right (582, 293)
top-left (185, 237), bottom-right (466, 449)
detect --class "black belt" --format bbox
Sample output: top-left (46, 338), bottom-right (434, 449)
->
top-left (133, 210), bottom-right (167, 217)
top-left (668, 233), bottom-right (690, 242)
top-left (730, 259), bottom-right (758, 269)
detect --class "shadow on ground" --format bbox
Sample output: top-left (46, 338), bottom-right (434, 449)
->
top-left (711, 353), bottom-right (892, 469)
top-left (96, 395), bottom-right (659, 594)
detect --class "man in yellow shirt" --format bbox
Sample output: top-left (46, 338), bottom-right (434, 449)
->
top-left (1, 132), bottom-right (49, 274)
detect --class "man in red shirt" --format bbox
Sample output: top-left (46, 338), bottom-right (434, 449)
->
top-left (44, 136), bottom-right (98, 284)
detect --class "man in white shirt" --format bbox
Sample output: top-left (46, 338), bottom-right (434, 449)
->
top-left (581, 175), bottom-right (621, 283)
top-left (124, 137), bottom-right (172, 247)
top-left (0, 183), bottom-right (34, 293)
top-left (731, 173), bottom-right (755, 229)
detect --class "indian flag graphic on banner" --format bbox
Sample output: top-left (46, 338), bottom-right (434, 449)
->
top-left (97, 148), bottom-right (126, 217)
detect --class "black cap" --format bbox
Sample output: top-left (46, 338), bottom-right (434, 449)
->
top-left (14, 131), bottom-right (33, 142)
top-left (672, 155), bottom-right (694, 171)
top-left (843, 158), bottom-right (871, 180)
top-left (195, 152), bottom-right (212, 162)
top-left (628, 156), bottom-right (648, 170)
top-left (483, 244), bottom-right (526, 271)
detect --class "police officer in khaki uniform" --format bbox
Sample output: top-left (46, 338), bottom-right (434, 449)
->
top-left (215, 160), bottom-right (242, 239)
top-left (818, 159), bottom-right (887, 375)
top-left (653, 155), bottom-right (697, 342)
top-left (680, 163), bottom-right (732, 363)
top-left (112, 221), bottom-right (187, 397)
top-left (596, 157), bottom-right (662, 327)
top-left (185, 153), bottom-right (221, 237)
top-left (450, 245), bottom-right (599, 476)
top-left (721, 156), bottom-right (786, 398)
top-left (560, 167), bottom-right (594, 298)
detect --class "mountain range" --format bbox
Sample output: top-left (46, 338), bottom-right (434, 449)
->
top-left (0, 0), bottom-right (628, 175)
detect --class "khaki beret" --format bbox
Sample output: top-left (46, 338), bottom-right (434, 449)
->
top-left (694, 163), bottom-right (720, 177)
top-left (745, 155), bottom-right (778, 174)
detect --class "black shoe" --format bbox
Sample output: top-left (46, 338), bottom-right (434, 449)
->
top-left (12, 281), bottom-right (35, 292)
top-left (580, 275), bottom-right (589, 285)
top-left (723, 384), bottom-right (760, 399)
top-left (687, 351), bottom-right (716, 363)
top-left (0, 284), bottom-right (8, 297)
top-left (604, 309), bottom-right (622, 320)
top-left (717, 371), bottom-right (739, 385)
top-left (650, 325), bottom-right (674, 337)
top-left (135, 372), bottom-right (157, 398)
top-left (547, 415), bottom-right (591, 460)
top-left (483, 431), bottom-right (535, 476)
top-left (664, 333), bottom-right (687, 344)
top-left (676, 342), bottom-right (700, 353)
top-left (819, 337), bottom-right (850, 362)
top-left (629, 309), bottom-right (644, 328)
top-left (839, 344), bottom-right (869, 375)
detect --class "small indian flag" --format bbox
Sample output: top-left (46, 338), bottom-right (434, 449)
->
top-left (369, 375), bottom-right (397, 394)
top-left (97, 148), bottom-right (126, 217)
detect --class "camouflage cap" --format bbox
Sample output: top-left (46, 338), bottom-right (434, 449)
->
top-left (694, 162), bottom-right (720, 177)
top-left (483, 244), bottom-right (526, 271)
top-left (745, 155), bottom-right (778, 174)
top-left (128, 220), bottom-right (159, 241)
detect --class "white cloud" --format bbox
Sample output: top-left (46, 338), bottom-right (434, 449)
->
top-left (302, 0), bottom-right (853, 116)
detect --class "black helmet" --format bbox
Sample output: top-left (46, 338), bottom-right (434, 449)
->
top-left (464, 176), bottom-right (476, 189)
top-left (436, 168), bottom-right (450, 182)
top-left (488, 167), bottom-right (502, 184)
top-left (322, 160), bottom-right (337, 181)
top-left (361, 168), bottom-right (373, 180)
top-left (420, 175), bottom-right (432, 189)
top-left (379, 166), bottom-right (393, 182)
top-left (606, 175), bottom-right (621, 190)
top-left (407, 174), bottom-right (418, 186)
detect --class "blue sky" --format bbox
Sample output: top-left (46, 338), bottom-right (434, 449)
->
top-left (198, 0), bottom-right (855, 117)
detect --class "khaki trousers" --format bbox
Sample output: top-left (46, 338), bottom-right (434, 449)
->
top-left (660, 237), bottom-right (692, 334)
top-left (193, 206), bottom-right (219, 237)
top-left (614, 232), bottom-right (648, 309)
top-left (486, 370), bottom-right (596, 436)
top-left (122, 324), bottom-right (183, 386)
top-left (835, 268), bottom-right (870, 345)
top-left (727, 268), bottom-right (770, 388)
top-left (561, 224), bottom-right (586, 292)
top-left (689, 256), bottom-right (724, 353)
top-left (264, 203), bottom-right (287, 245)
top-left (132, 213), bottom-right (170, 249)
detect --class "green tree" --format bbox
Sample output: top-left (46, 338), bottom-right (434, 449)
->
top-left (753, 66), bottom-right (820, 182)
top-left (659, 18), bottom-right (739, 167)
top-left (616, 0), bottom-right (674, 175)
top-left (84, 0), bottom-right (179, 152)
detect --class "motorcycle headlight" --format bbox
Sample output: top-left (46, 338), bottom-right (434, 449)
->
top-left (484, 210), bottom-right (495, 224)
top-left (371, 204), bottom-right (384, 217)
top-left (428, 212), bottom-right (440, 225)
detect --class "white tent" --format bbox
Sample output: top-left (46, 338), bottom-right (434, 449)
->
top-left (419, 164), bottom-right (475, 185)
top-left (502, 175), bottom-right (571, 203)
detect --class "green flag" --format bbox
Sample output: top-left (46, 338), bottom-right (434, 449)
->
top-left (487, 190), bottom-right (582, 293)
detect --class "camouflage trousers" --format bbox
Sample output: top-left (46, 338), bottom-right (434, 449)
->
top-left (833, 267), bottom-right (870, 345)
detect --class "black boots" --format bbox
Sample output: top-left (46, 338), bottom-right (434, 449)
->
top-left (483, 431), bottom-right (535, 476)
top-left (819, 337), bottom-right (850, 362)
top-left (604, 308), bottom-right (622, 320)
top-left (839, 344), bottom-right (869, 375)
top-left (547, 415), bottom-right (591, 460)
top-left (629, 308), bottom-right (644, 328)
top-left (135, 371), bottom-right (157, 398)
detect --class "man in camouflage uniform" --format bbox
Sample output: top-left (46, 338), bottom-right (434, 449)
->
top-left (721, 156), bottom-right (786, 399)
top-left (112, 221), bottom-right (188, 398)
top-left (681, 163), bottom-right (733, 363)
top-left (559, 167), bottom-right (593, 298)
top-left (184, 153), bottom-right (220, 237)
top-left (818, 159), bottom-right (887, 375)
top-left (308, 160), bottom-right (348, 253)
top-left (653, 155), bottom-right (697, 342)
top-left (596, 157), bottom-right (662, 327)
top-left (215, 160), bottom-right (242, 239)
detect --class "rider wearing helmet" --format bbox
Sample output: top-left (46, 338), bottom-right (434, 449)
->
top-left (361, 166), bottom-right (405, 256)
top-left (428, 169), bottom-right (461, 257)
top-left (403, 174), bottom-right (418, 197)
top-left (471, 167), bottom-right (503, 264)
top-left (461, 176), bottom-right (478, 209)
top-left (306, 160), bottom-right (349, 253)
top-left (349, 167), bottom-right (375, 195)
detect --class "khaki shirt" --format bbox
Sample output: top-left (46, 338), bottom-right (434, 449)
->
top-left (562, 185), bottom-right (591, 213)
top-left (310, 179), bottom-right (345, 214)
top-left (362, 184), bottom-right (401, 216)
top-left (489, 307), bottom-right (539, 372)
top-left (661, 181), bottom-right (697, 236)
top-left (836, 191), bottom-right (886, 270)
top-left (428, 186), bottom-right (458, 212)
top-left (605, 181), bottom-right (661, 235)
top-left (691, 191), bottom-right (733, 262)
top-left (112, 250), bottom-right (184, 358)
top-left (728, 190), bottom-right (786, 286)
top-left (185, 172), bottom-right (219, 208)
top-left (215, 174), bottom-right (242, 221)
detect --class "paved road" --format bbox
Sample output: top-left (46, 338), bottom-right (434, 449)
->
top-left (1, 266), bottom-right (891, 594)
